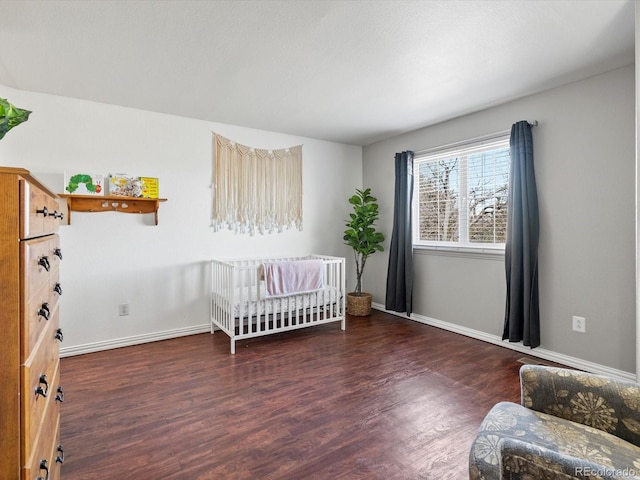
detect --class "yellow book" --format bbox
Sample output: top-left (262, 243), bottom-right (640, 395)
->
top-left (140, 177), bottom-right (159, 199)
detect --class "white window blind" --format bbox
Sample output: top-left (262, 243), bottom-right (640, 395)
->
top-left (413, 135), bottom-right (510, 249)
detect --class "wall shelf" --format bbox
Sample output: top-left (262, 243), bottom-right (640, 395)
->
top-left (59, 194), bottom-right (168, 225)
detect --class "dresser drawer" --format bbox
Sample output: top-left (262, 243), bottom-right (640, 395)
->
top-left (21, 235), bottom-right (62, 294)
top-left (21, 236), bottom-right (55, 300)
top-left (19, 180), bottom-right (61, 240)
top-left (22, 412), bottom-right (61, 480)
top-left (21, 332), bottom-right (61, 458)
top-left (22, 286), bottom-right (60, 362)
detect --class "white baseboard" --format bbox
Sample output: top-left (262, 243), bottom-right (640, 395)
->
top-left (59, 324), bottom-right (211, 358)
top-left (371, 302), bottom-right (636, 383)
top-left (61, 308), bottom-right (637, 383)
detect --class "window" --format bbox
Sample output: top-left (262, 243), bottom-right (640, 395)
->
top-left (413, 135), bottom-right (510, 250)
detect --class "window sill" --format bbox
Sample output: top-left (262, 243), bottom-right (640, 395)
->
top-left (413, 245), bottom-right (505, 260)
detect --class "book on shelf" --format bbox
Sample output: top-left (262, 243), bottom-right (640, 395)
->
top-left (64, 173), bottom-right (105, 196)
top-left (108, 173), bottom-right (159, 198)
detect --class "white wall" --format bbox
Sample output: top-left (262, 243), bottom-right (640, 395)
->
top-left (0, 86), bottom-right (362, 353)
top-left (364, 65), bottom-right (636, 375)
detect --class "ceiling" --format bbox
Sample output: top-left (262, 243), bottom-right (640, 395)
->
top-left (0, 0), bottom-right (634, 146)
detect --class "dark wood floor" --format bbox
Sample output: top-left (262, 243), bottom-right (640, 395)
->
top-left (60, 311), bottom-right (530, 479)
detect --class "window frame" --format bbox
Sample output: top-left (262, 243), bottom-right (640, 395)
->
top-left (412, 133), bottom-right (510, 255)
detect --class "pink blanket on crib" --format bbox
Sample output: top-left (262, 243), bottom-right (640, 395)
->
top-left (263, 259), bottom-right (324, 297)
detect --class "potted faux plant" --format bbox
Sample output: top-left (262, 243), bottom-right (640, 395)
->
top-left (343, 187), bottom-right (385, 316)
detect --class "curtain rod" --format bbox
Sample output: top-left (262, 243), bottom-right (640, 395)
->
top-left (413, 120), bottom-right (538, 157)
top-left (414, 130), bottom-right (509, 157)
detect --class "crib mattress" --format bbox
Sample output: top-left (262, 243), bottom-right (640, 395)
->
top-left (214, 285), bottom-right (341, 319)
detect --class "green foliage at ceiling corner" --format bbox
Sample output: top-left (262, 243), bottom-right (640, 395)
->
top-left (0, 98), bottom-right (32, 140)
top-left (66, 174), bottom-right (97, 193)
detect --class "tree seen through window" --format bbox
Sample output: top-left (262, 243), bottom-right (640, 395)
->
top-left (414, 139), bottom-right (509, 247)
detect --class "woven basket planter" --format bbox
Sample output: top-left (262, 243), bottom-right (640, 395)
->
top-left (346, 292), bottom-right (372, 316)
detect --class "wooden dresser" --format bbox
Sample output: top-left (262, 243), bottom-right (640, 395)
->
top-left (0, 167), bottom-right (65, 480)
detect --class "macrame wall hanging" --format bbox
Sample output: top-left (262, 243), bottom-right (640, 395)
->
top-left (212, 133), bottom-right (303, 235)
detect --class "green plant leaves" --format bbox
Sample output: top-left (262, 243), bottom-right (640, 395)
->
top-left (0, 98), bottom-right (31, 140)
top-left (344, 187), bottom-right (385, 294)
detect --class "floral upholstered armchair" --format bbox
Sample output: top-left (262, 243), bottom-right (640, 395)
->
top-left (469, 365), bottom-right (640, 479)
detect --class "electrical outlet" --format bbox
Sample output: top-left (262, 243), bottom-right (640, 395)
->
top-left (118, 303), bottom-right (130, 316)
top-left (572, 315), bottom-right (586, 333)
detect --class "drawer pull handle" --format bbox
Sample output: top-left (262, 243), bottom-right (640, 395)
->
top-left (35, 374), bottom-right (49, 398)
top-left (55, 328), bottom-right (64, 342)
top-left (52, 210), bottom-right (64, 220)
top-left (36, 206), bottom-right (49, 217)
top-left (56, 444), bottom-right (65, 464)
top-left (54, 283), bottom-right (62, 296)
top-left (37, 459), bottom-right (49, 480)
top-left (38, 256), bottom-right (50, 271)
top-left (55, 386), bottom-right (65, 403)
top-left (54, 247), bottom-right (63, 260)
top-left (38, 303), bottom-right (50, 321)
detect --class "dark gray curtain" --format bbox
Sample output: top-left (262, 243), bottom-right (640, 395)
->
top-left (503, 121), bottom-right (540, 347)
top-left (385, 151), bottom-right (414, 315)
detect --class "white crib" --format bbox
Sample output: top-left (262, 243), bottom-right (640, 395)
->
top-left (210, 254), bottom-right (346, 353)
